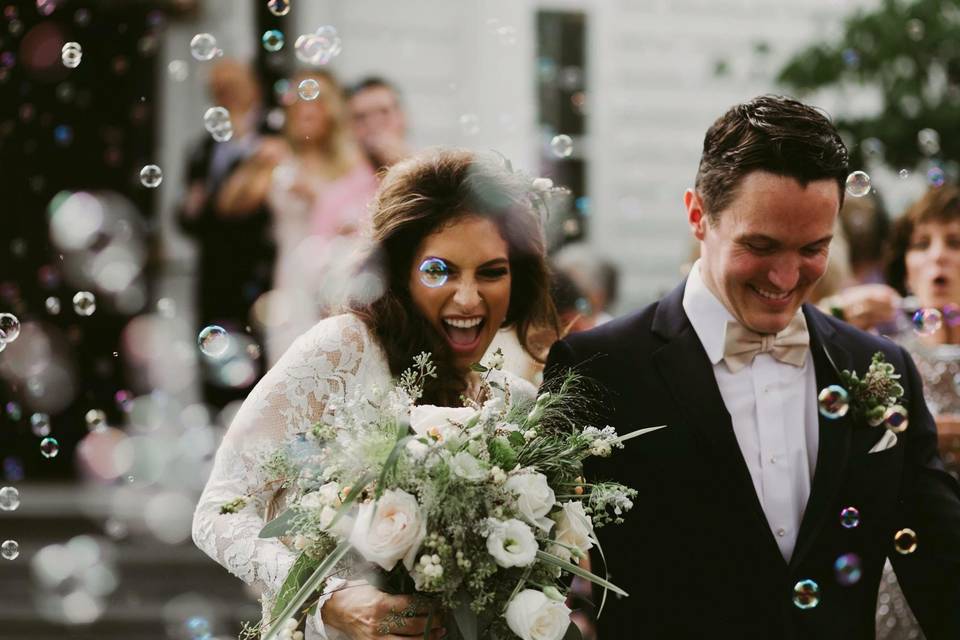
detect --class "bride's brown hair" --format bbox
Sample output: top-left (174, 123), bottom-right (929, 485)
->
top-left (350, 148), bottom-right (558, 405)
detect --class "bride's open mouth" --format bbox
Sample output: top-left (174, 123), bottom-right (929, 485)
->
top-left (441, 316), bottom-right (485, 354)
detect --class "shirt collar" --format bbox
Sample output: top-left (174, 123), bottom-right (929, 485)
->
top-left (682, 260), bottom-right (735, 366)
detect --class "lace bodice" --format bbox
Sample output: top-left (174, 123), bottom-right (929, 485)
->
top-left (191, 313), bottom-right (535, 638)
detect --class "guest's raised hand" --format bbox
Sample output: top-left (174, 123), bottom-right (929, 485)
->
top-left (820, 284), bottom-right (901, 331)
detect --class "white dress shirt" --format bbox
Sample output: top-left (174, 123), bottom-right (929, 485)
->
top-left (682, 261), bottom-right (820, 562)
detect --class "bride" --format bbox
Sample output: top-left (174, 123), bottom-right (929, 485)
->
top-left (192, 148), bottom-right (559, 639)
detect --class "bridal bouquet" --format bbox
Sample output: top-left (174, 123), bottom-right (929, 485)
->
top-left (223, 352), bottom-right (656, 640)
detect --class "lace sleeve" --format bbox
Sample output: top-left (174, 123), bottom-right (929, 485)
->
top-left (192, 314), bottom-right (378, 609)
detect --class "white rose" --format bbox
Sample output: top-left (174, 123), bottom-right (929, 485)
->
top-left (552, 501), bottom-right (594, 559)
top-left (505, 589), bottom-right (571, 640)
top-left (505, 472), bottom-right (556, 532)
top-left (486, 518), bottom-right (538, 568)
top-left (449, 451), bottom-right (488, 482)
top-left (317, 482), bottom-right (341, 506)
top-left (410, 405), bottom-right (477, 442)
top-left (349, 489), bottom-right (426, 571)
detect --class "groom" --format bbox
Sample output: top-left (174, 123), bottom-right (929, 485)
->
top-left (545, 95), bottom-right (960, 639)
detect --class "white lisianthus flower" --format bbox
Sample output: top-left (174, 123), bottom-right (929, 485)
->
top-left (349, 489), bottom-right (426, 571)
top-left (449, 451), bottom-right (488, 482)
top-left (505, 472), bottom-right (556, 532)
top-left (552, 501), bottom-right (595, 559)
top-left (485, 518), bottom-right (538, 568)
top-left (506, 589), bottom-right (571, 640)
top-left (410, 405), bottom-right (477, 442)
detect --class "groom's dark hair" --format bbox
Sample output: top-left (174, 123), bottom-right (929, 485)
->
top-left (695, 94), bottom-right (849, 221)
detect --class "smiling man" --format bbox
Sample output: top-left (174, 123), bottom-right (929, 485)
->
top-left (545, 95), bottom-right (960, 639)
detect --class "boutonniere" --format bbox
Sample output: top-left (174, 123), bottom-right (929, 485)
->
top-left (820, 352), bottom-right (908, 433)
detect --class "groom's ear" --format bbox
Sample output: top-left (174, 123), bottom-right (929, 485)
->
top-left (684, 189), bottom-right (707, 241)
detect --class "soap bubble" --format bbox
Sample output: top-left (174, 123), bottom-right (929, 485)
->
top-left (834, 553), bottom-right (862, 586)
top-left (883, 405), bottom-right (909, 433)
top-left (167, 60), bottom-right (188, 82)
top-left (262, 29), bottom-right (284, 52)
top-left (189, 33), bottom-right (219, 61)
top-left (198, 326), bottom-right (230, 358)
top-left (792, 579), bottom-right (820, 609)
top-left (459, 113), bottom-right (480, 136)
top-left (267, 0), bottom-right (290, 16)
top-left (84, 409), bottom-right (107, 432)
top-left (139, 164), bottom-right (162, 188)
top-left (40, 437), bottom-right (60, 458)
top-left (927, 166), bottom-right (946, 187)
top-left (840, 506), bottom-right (860, 529)
top-left (73, 291), bottom-right (96, 316)
top-left (45, 297), bottom-right (61, 315)
top-left (61, 42), bottom-right (82, 68)
top-left (918, 128), bottom-right (940, 156)
top-left (912, 307), bottom-right (943, 335)
top-left (418, 258), bottom-right (449, 288)
top-left (203, 106), bottom-right (233, 142)
top-left (0, 486), bottom-right (19, 511)
top-left (894, 528), bottom-right (917, 554)
top-left (1, 539), bottom-right (19, 560)
top-left (30, 413), bottom-right (51, 437)
top-left (0, 313), bottom-right (20, 342)
top-left (297, 78), bottom-right (320, 100)
top-left (845, 171), bottom-right (871, 197)
top-left (898, 169), bottom-right (910, 180)
top-left (818, 385), bottom-right (850, 419)
top-left (550, 134), bottom-right (574, 158)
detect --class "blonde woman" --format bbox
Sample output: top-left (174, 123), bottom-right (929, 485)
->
top-left (217, 70), bottom-right (378, 365)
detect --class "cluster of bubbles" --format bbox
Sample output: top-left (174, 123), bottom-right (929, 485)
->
top-left (297, 78), bottom-right (320, 101)
top-left (550, 134), bottom-right (574, 158)
top-left (0, 312), bottom-right (20, 353)
top-left (262, 29), bottom-right (285, 52)
top-left (61, 41), bottom-right (81, 68)
top-left (139, 164), bottom-right (163, 188)
top-left (31, 535), bottom-right (119, 624)
top-left (190, 33), bottom-right (221, 62)
top-left (203, 106), bottom-right (233, 142)
top-left (294, 26), bottom-right (342, 66)
top-left (459, 113), bottom-right (480, 137)
top-left (0, 486), bottom-right (19, 511)
top-left (845, 170), bottom-right (871, 198)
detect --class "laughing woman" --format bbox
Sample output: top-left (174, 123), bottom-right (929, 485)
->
top-left (192, 148), bottom-right (558, 639)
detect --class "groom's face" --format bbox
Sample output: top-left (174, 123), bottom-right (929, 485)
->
top-left (687, 171), bottom-right (840, 334)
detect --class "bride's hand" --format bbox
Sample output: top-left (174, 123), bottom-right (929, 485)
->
top-left (323, 584), bottom-right (446, 639)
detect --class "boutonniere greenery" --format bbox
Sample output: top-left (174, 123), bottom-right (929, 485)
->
top-left (838, 352), bottom-right (908, 432)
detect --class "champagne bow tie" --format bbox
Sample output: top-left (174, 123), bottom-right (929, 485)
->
top-left (722, 314), bottom-right (809, 373)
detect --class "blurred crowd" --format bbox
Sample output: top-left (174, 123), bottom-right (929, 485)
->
top-left (175, 58), bottom-right (621, 408)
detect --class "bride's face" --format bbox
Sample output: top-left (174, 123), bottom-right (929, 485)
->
top-left (409, 215), bottom-right (512, 370)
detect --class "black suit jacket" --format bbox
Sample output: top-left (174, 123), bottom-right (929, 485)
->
top-left (544, 281), bottom-right (960, 640)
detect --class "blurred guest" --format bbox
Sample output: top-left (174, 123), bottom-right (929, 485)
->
top-left (841, 188), bottom-right (891, 285)
top-left (217, 70), bottom-right (377, 365)
top-left (885, 184), bottom-right (960, 416)
top-left (871, 184), bottom-right (960, 640)
top-left (552, 242), bottom-right (620, 323)
top-left (347, 76), bottom-right (412, 172)
top-left (177, 59), bottom-right (276, 408)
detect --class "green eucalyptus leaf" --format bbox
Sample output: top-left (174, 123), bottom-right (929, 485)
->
top-left (259, 508), bottom-right (296, 539)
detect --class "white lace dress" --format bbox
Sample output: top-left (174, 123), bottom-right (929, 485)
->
top-left (191, 313), bottom-right (535, 639)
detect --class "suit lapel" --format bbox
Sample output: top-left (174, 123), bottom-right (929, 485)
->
top-left (651, 282), bottom-right (786, 567)
top-left (789, 306), bottom-right (854, 571)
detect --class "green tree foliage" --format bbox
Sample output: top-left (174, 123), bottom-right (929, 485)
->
top-left (777, 0), bottom-right (960, 172)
